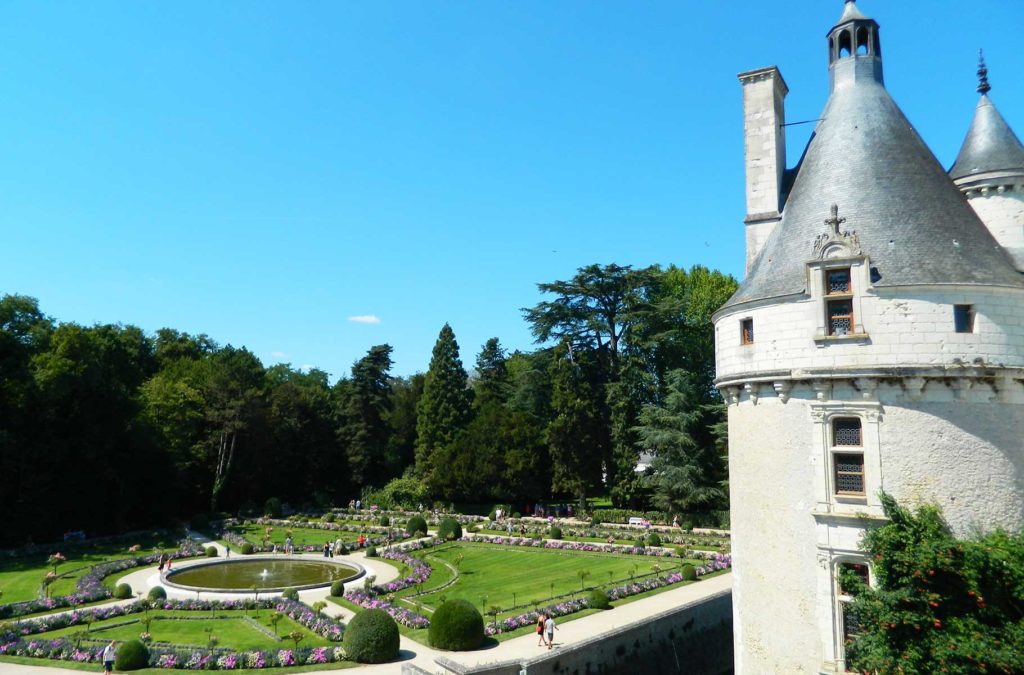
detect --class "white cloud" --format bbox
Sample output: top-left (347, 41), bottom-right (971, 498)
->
top-left (300, 364), bottom-right (316, 372)
top-left (348, 315), bottom-right (381, 324)
top-left (270, 351), bottom-right (287, 358)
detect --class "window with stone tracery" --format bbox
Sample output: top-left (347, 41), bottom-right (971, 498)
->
top-left (832, 418), bottom-right (865, 496)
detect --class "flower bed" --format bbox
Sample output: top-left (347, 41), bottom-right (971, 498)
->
top-left (0, 598), bottom-right (347, 669)
top-left (0, 540), bottom-right (204, 620)
top-left (343, 590), bottom-right (429, 629)
top-left (479, 521), bottom-right (730, 550)
top-left (459, 533), bottom-right (724, 560)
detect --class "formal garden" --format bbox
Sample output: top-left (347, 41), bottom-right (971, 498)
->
top-left (0, 507), bottom-right (731, 670)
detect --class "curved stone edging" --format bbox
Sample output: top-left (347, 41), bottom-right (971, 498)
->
top-left (161, 556), bottom-right (365, 594)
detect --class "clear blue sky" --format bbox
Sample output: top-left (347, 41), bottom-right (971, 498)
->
top-left (2, 1), bottom-right (1021, 379)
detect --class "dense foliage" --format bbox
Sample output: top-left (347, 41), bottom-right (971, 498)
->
top-left (429, 598), bottom-right (485, 651)
top-left (0, 264), bottom-right (735, 544)
top-left (342, 608), bottom-right (400, 663)
top-left (406, 516), bottom-right (428, 537)
top-left (845, 493), bottom-right (1024, 675)
top-left (438, 518), bottom-right (462, 541)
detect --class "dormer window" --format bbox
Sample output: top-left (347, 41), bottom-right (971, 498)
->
top-left (824, 267), bottom-right (854, 336)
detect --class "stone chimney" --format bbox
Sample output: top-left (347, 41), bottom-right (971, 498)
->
top-left (739, 66), bottom-right (788, 273)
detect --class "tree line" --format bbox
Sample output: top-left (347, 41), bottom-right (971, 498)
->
top-left (0, 263), bottom-right (736, 546)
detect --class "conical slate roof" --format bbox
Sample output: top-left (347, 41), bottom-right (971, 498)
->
top-left (726, 74), bottom-right (1023, 308)
top-left (949, 95), bottom-right (1024, 181)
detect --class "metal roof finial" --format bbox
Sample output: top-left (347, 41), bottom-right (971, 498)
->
top-left (977, 49), bottom-right (991, 95)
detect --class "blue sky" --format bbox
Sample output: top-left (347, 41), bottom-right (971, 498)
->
top-left (1, 1), bottom-right (1021, 379)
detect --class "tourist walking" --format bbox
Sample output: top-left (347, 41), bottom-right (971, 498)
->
top-left (225, 544), bottom-right (230, 558)
top-left (544, 615), bottom-right (558, 649)
top-left (323, 542), bottom-right (331, 558)
top-left (102, 640), bottom-right (116, 673)
top-left (536, 613), bottom-right (546, 647)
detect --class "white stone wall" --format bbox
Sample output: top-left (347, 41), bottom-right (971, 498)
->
top-left (727, 385), bottom-right (1024, 674)
top-left (716, 284), bottom-right (1024, 382)
top-left (966, 188), bottom-right (1024, 271)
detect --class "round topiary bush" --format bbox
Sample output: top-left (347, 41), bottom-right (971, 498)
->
top-left (438, 518), bottom-right (462, 541)
top-left (281, 587), bottom-right (299, 601)
top-left (147, 586), bottom-right (167, 601)
top-left (488, 510), bottom-right (497, 522)
top-left (549, 526), bottom-right (562, 540)
top-left (322, 512), bottom-right (336, 523)
top-left (633, 539), bottom-right (645, 549)
top-left (646, 533), bottom-right (662, 547)
top-left (342, 608), bottom-right (400, 663)
top-left (365, 546), bottom-right (378, 558)
top-left (330, 579), bottom-right (346, 597)
top-left (587, 588), bottom-right (611, 610)
top-left (406, 515), bottom-right (428, 537)
top-left (680, 564), bottom-right (697, 581)
top-left (115, 639), bottom-right (149, 670)
top-left (205, 546), bottom-right (218, 558)
top-left (240, 543), bottom-right (254, 555)
top-left (428, 598), bottom-right (484, 651)
top-left (113, 583), bottom-right (133, 599)
top-left (379, 515), bottom-right (390, 526)
top-left (264, 497), bottom-right (283, 518)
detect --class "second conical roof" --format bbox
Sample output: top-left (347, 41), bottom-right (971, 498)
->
top-left (949, 95), bottom-right (1024, 181)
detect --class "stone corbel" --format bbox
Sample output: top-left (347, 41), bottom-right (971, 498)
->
top-left (773, 380), bottom-right (793, 403)
top-left (853, 377), bottom-right (877, 401)
top-left (812, 380), bottom-right (833, 402)
top-left (745, 382), bottom-right (759, 405)
top-left (902, 377), bottom-right (926, 401)
top-left (722, 386), bottom-right (741, 406)
top-left (951, 378), bottom-right (973, 401)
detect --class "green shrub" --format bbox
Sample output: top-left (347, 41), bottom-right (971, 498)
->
top-left (438, 518), bottom-right (462, 541)
top-left (365, 546), bottom-right (378, 558)
top-left (281, 587), bottom-right (299, 601)
top-left (680, 564), bottom-right (697, 581)
top-left (487, 510), bottom-right (497, 522)
top-left (240, 543), bottom-right (254, 555)
top-left (113, 583), bottom-right (133, 599)
top-left (337, 543), bottom-right (350, 555)
top-left (428, 598), bottom-right (484, 651)
top-left (322, 512), bottom-right (336, 523)
top-left (466, 523), bottom-right (479, 533)
top-left (147, 586), bottom-right (167, 601)
top-left (264, 497), bottom-right (283, 518)
top-left (406, 516), bottom-right (428, 537)
top-left (587, 588), bottom-right (611, 610)
top-left (114, 639), bottom-right (149, 671)
top-left (646, 533), bottom-right (662, 547)
top-left (549, 526), bottom-right (562, 540)
top-left (330, 579), bottom-right (347, 597)
top-left (674, 546), bottom-right (687, 558)
top-left (379, 515), bottom-right (390, 526)
top-left (205, 546), bottom-right (218, 558)
top-left (590, 517), bottom-right (601, 527)
top-left (342, 608), bottom-right (400, 663)
top-left (633, 538), bottom-right (645, 549)
top-left (512, 512), bottom-right (521, 518)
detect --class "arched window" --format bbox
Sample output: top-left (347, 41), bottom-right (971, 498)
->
top-left (856, 27), bottom-right (869, 55)
top-left (838, 30), bottom-right (852, 58)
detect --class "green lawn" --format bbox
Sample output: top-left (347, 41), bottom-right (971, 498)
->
top-left (31, 609), bottom-right (335, 651)
top-left (227, 525), bottom-right (381, 549)
top-left (406, 543), bottom-right (696, 617)
top-left (0, 533), bottom-right (182, 604)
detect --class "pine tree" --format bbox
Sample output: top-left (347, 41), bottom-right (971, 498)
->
top-left (473, 337), bottom-right (510, 407)
top-left (339, 345), bottom-right (393, 489)
top-left (415, 324), bottom-right (473, 481)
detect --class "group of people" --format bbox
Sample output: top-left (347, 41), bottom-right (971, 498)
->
top-left (535, 613), bottom-right (559, 649)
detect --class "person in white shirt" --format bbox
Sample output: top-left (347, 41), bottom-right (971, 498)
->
top-left (544, 616), bottom-right (558, 649)
top-left (102, 641), bottom-right (116, 672)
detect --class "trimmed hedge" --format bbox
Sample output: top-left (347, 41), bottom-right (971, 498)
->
top-left (588, 588), bottom-right (611, 610)
top-left (438, 518), bottom-right (462, 541)
top-left (330, 580), bottom-right (346, 597)
top-left (428, 599), bottom-right (484, 651)
top-left (646, 533), bottom-right (662, 547)
top-left (379, 515), bottom-right (390, 526)
top-left (281, 587), bottom-right (299, 601)
top-left (240, 543), bottom-right (254, 555)
top-left (680, 564), bottom-right (697, 581)
top-left (205, 546), bottom-right (218, 558)
top-left (113, 583), bottom-right (133, 599)
top-left (406, 516), bottom-right (428, 537)
top-left (365, 546), bottom-right (378, 558)
top-left (147, 586), bottom-right (167, 601)
top-left (549, 526), bottom-right (562, 540)
top-left (114, 639), bottom-right (149, 671)
top-left (342, 608), bottom-right (400, 663)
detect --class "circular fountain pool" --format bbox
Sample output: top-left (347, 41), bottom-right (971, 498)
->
top-left (163, 558), bottom-right (363, 593)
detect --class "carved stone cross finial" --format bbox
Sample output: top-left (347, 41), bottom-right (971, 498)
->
top-left (824, 203), bottom-right (846, 237)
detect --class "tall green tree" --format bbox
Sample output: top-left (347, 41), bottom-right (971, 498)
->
top-left (415, 324), bottom-right (473, 481)
top-left (634, 369), bottom-right (727, 514)
top-left (473, 337), bottom-right (510, 407)
top-left (339, 345), bottom-right (394, 489)
top-left (547, 342), bottom-right (607, 506)
top-left (386, 373), bottom-right (425, 479)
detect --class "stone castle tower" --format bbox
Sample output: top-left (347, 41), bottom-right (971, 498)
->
top-left (713, 1), bottom-right (1024, 672)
